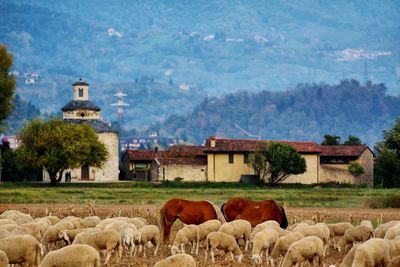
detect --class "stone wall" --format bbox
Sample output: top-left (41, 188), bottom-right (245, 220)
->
top-left (158, 164), bottom-right (207, 182)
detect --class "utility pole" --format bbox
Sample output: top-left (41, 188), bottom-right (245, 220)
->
top-left (112, 90), bottom-right (129, 153)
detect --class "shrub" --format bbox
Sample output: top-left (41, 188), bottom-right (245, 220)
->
top-left (365, 194), bottom-right (400, 208)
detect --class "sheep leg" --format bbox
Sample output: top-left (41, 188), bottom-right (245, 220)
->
top-left (210, 249), bottom-right (215, 263)
top-left (104, 251), bottom-right (112, 265)
top-left (230, 251), bottom-right (235, 261)
top-left (245, 239), bottom-right (249, 251)
top-left (181, 244), bottom-right (185, 254)
top-left (154, 244), bottom-right (158, 256)
top-left (190, 242), bottom-right (195, 254)
top-left (196, 240), bottom-right (199, 255)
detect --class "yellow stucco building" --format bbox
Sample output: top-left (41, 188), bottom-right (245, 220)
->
top-left (204, 137), bottom-right (374, 186)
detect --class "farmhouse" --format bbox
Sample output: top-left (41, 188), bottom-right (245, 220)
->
top-left (204, 137), bottom-right (373, 186)
top-left (43, 79), bottom-right (119, 182)
top-left (122, 137), bottom-right (374, 186)
top-left (121, 145), bottom-right (207, 182)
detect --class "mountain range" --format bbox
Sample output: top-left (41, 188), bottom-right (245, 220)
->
top-left (1, 0), bottom-right (399, 144)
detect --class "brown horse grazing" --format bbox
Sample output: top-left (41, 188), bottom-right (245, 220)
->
top-left (160, 198), bottom-right (225, 243)
top-left (221, 197), bottom-right (288, 228)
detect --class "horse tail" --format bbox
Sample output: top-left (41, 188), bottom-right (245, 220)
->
top-left (279, 205), bottom-right (288, 229)
top-left (160, 205), bottom-right (166, 242)
top-left (220, 203), bottom-right (229, 222)
top-left (207, 201), bottom-right (226, 223)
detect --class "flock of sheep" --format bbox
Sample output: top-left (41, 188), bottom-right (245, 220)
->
top-left (0, 208), bottom-right (400, 266)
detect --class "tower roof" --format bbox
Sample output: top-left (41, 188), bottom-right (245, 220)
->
top-left (72, 78), bottom-right (89, 86)
top-left (61, 100), bottom-right (101, 111)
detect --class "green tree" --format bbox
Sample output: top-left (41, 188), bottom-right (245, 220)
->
top-left (249, 142), bottom-right (307, 184)
top-left (374, 119), bottom-right (400, 188)
top-left (321, 134), bottom-right (341, 145)
top-left (348, 161), bottom-right (364, 180)
top-left (0, 45), bottom-right (16, 129)
top-left (18, 118), bottom-right (108, 185)
top-left (343, 135), bottom-right (363, 146)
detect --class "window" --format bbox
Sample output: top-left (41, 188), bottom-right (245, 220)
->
top-left (244, 153), bottom-right (249, 163)
top-left (79, 88), bottom-right (84, 97)
top-left (228, 153), bottom-right (234, 164)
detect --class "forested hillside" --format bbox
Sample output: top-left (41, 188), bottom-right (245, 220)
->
top-left (1, 0), bottom-right (399, 130)
top-left (159, 80), bottom-right (400, 146)
top-left (5, 95), bottom-right (41, 133)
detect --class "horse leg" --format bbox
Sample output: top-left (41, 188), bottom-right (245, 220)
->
top-left (163, 220), bottom-right (175, 244)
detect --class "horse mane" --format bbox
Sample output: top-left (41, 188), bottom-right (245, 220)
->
top-left (207, 201), bottom-right (226, 223)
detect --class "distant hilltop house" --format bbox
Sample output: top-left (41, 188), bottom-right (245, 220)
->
top-left (24, 72), bottom-right (39, 84)
top-left (121, 137), bottom-right (374, 186)
top-left (121, 134), bottom-right (177, 151)
top-left (43, 79), bottom-right (119, 182)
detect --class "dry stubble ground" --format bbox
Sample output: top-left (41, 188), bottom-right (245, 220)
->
top-left (1, 203), bottom-right (400, 267)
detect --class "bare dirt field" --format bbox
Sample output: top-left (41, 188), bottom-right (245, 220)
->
top-left (1, 203), bottom-right (400, 267)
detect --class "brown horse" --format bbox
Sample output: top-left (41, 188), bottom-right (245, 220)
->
top-left (221, 197), bottom-right (288, 228)
top-left (160, 198), bottom-right (225, 243)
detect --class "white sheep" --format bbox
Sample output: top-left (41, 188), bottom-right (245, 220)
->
top-left (111, 217), bottom-right (146, 229)
top-left (0, 210), bottom-right (30, 219)
top-left (78, 216), bottom-right (101, 229)
top-left (42, 216), bottom-right (61, 226)
top-left (58, 228), bottom-right (100, 244)
top-left (0, 234), bottom-right (44, 267)
top-left (327, 222), bottom-right (354, 237)
top-left (0, 223), bottom-right (19, 232)
top-left (360, 220), bottom-right (373, 230)
top-left (388, 255), bottom-right (400, 267)
top-left (0, 250), bottom-right (8, 267)
top-left (198, 219), bottom-right (221, 243)
top-left (104, 220), bottom-right (132, 233)
top-left (374, 220), bottom-right (400, 238)
top-left (73, 229), bottom-right (123, 265)
top-left (39, 244), bottom-right (100, 267)
top-left (352, 238), bottom-right (391, 267)
top-left (337, 225), bottom-right (373, 252)
top-left (270, 231), bottom-right (304, 266)
top-left (32, 218), bottom-right (52, 236)
top-left (20, 222), bottom-right (43, 241)
top-left (153, 253), bottom-right (196, 267)
top-left (41, 221), bottom-right (75, 250)
top-left (218, 219), bottom-right (251, 251)
top-left (384, 223), bottom-right (400, 240)
top-left (135, 225), bottom-right (160, 257)
top-left (0, 229), bottom-right (9, 239)
top-left (0, 219), bottom-right (16, 226)
top-left (286, 220), bottom-right (315, 231)
top-left (281, 236), bottom-right (325, 267)
top-left (205, 231), bottom-right (243, 263)
top-left (171, 224), bottom-right (200, 255)
top-left (120, 224), bottom-right (140, 257)
top-left (338, 244), bottom-right (359, 267)
top-left (0, 210), bottom-right (32, 224)
top-left (293, 222), bottom-right (330, 254)
top-left (60, 216), bottom-right (82, 228)
top-left (250, 220), bottom-right (281, 241)
top-left (251, 228), bottom-right (279, 265)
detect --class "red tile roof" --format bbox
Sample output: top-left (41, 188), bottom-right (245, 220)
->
top-left (126, 145), bottom-right (206, 162)
top-left (319, 145), bottom-right (369, 157)
top-left (127, 150), bottom-right (157, 161)
top-left (167, 145), bottom-right (206, 157)
top-left (157, 158), bottom-right (207, 165)
top-left (204, 137), bottom-right (321, 153)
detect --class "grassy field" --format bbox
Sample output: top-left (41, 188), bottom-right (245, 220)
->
top-left (1, 181), bottom-right (399, 208)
